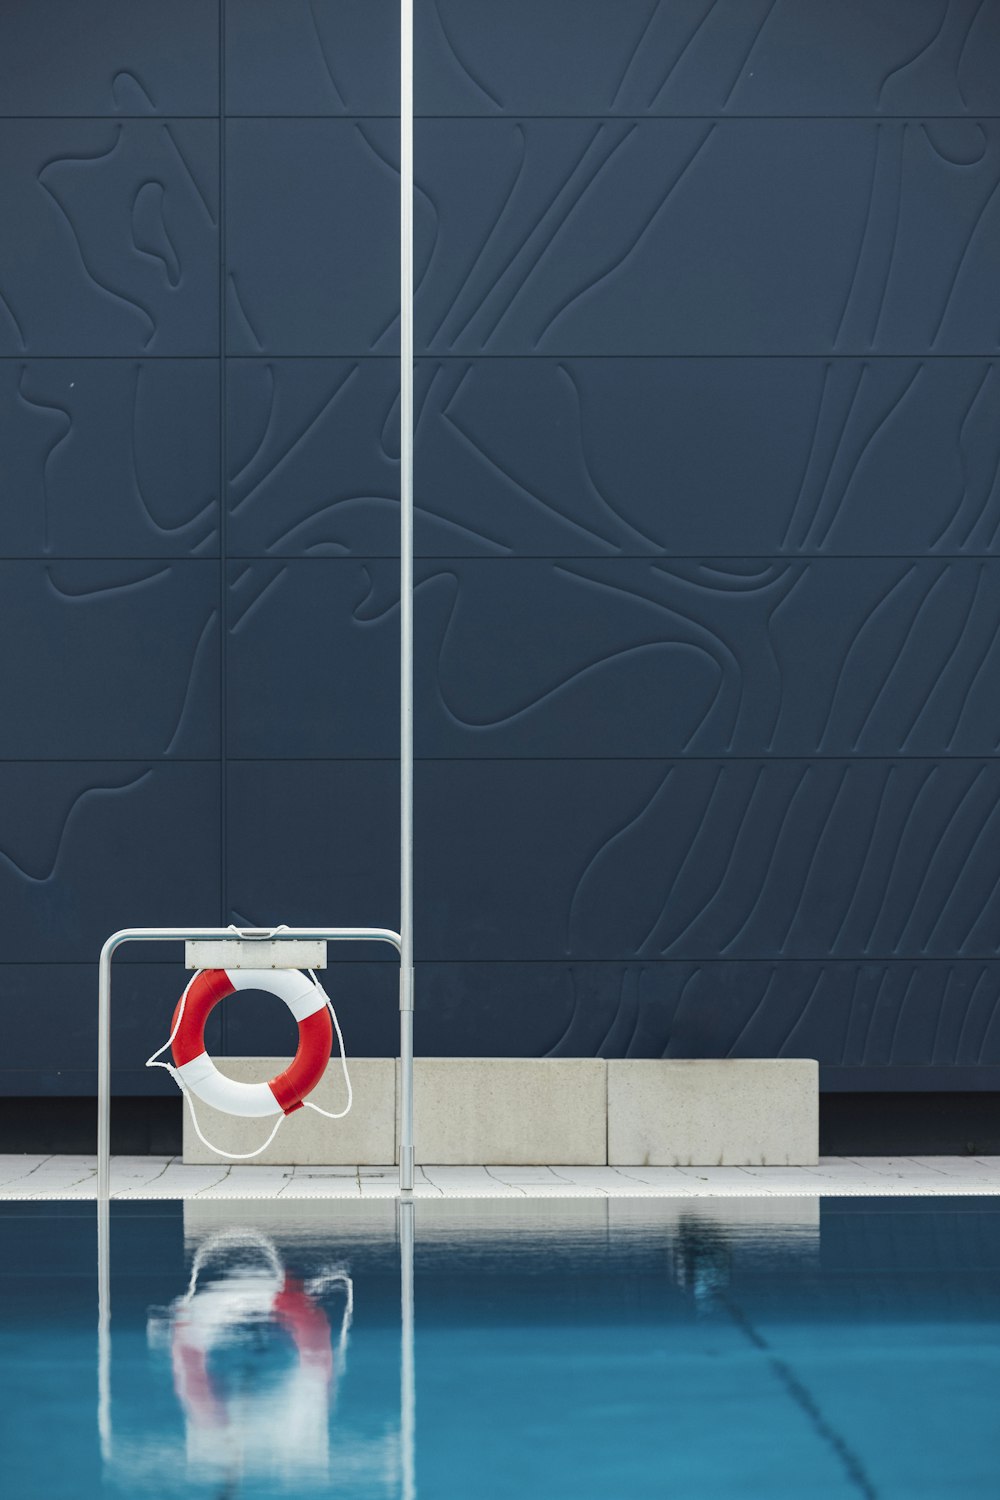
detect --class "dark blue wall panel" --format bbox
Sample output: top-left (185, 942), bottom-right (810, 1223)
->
top-left (0, 1), bottom-right (219, 117)
top-left (226, 121), bottom-right (397, 354)
top-left (221, 117), bottom-right (1000, 357)
top-left (0, 361), bottom-right (219, 558)
top-left (0, 763), bottom-right (219, 963)
top-left (0, 122), bottom-right (218, 356)
top-left (225, 357), bottom-right (1000, 558)
top-left (226, 759), bottom-right (1000, 966)
top-left (224, 0), bottom-right (1000, 119)
top-left (3, 1), bottom-right (1000, 1095)
top-left (225, 559), bottom-right (1000, 758)
top-left (0, 563), bottom-right (218, 758)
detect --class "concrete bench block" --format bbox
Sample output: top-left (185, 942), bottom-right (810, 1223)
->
top-left (608, 1059), bottom-right (818, 1167)
top-left (181, 1057), bottom-right (395, 1165)
top-left (405, 1058), bottom-right (607, 1165)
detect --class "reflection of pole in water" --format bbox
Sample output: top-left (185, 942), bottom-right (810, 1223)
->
top-left (97, 1194), bottom-right (110, 1463)
top-left (670, 1215), bottom-right (732, 1313)
top-left (399, 1198), bottom-right (415, 1500)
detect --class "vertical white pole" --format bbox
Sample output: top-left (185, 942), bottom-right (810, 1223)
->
top-left (399, 0), bottom-right (415, 1195)
top-left (97, 939), bottom-right (112, 1202)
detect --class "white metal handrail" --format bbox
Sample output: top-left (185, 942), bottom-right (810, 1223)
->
top-left (97, 926), bottom-right (410, 1200)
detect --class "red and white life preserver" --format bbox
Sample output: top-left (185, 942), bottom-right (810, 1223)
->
top-left (171, 969), bottom-right (333, 1118)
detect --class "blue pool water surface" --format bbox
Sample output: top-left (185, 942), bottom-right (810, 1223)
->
top-left (2, 1196), bottom-right (999, 1497)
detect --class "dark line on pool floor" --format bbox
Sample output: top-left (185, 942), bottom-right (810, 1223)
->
top-left (721, 1293), bottom-right (880, 1499)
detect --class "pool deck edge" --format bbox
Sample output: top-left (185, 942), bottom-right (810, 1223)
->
top-left (2, 1155), bottom-right (1000, 1200)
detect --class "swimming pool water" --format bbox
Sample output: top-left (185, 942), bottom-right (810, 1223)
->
top-left (2, 1196), bottom-right (999, 1497)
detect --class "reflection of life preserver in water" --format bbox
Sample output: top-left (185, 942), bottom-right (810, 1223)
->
top-left (170, 969), bottom-right (334, 1117)
top-left (150, 1230), bottom-right (353, 1479)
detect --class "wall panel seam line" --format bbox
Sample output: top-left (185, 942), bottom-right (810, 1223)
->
top-left (4, 355), bottom-right (997, 362)
top-left (3, 114), bottom-right (1000, 121)
top-left (9, 956), bottom-right (1000, 966)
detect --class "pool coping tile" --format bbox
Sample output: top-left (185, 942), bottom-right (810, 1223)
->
top-left (1, 1155), bottom-right (1000, 1200)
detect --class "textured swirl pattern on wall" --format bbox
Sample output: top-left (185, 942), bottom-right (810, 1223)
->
top-left (2, 0), bottom-right (1000, 1094)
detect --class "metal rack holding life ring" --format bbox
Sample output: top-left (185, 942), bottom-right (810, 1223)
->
top-left (97, 925), bottom-right (412, 1199)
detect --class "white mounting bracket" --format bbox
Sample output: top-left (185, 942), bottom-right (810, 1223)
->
top-left (185, 938), bottom-right (327, 970)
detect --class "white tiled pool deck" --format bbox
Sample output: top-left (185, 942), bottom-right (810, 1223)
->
top-left (2, 1155), bottom-right (1000, 1199)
